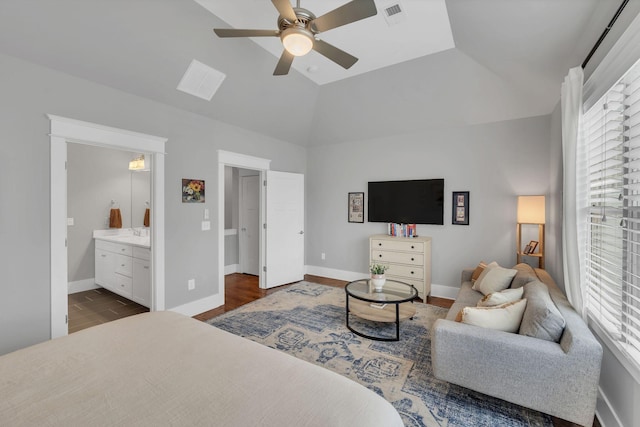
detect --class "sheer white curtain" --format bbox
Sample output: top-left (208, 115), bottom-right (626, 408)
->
top-left (561, 66), bottom-right (587, 316)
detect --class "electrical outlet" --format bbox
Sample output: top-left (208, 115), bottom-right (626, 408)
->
top-left (202, 221), bottom-right (211, 231)
top-left (321, 252), bottom-right (325, 260)
top-left (188, 279), bottom-right (195, 290)
top-left (67, 217), bottom-right (74, 226)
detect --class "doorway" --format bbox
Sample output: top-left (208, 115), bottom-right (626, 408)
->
top-left (239, 174), bottom-right (260, 276)
top-left (49, 115), bottom-right (166, 339)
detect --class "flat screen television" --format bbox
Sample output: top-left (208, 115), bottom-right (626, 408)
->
top-left (368, 179), bottom-right (444, 225)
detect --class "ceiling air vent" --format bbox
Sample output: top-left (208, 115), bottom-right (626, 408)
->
top-left (177, 59), bottom-right (226, 101)
top-left (382, 2), bottom-right (405, 26)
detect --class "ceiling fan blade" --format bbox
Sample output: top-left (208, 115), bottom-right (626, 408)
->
top-left (213, 28), bottom-right (279, 38)
top-left (273, 50), bottom-right (295, 76)
top-left (311, 0), bottom-right (377, 33)
top-left (312, 39), bottom-right (358, 69)
top-left (271, 0), bottom-right (297, 22)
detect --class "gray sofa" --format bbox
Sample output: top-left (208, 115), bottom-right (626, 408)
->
top-left (431, 264), bottom-right (602, 426)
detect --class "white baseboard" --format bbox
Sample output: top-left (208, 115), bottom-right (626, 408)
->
top-left (431, 284), bottom-right (458, 300)
top-left (169, 293), bottom-right (224, 317)
top-left (595, 385), bottom-right (623, 427)
top-left (225, 264), bottom-right (239, 275)
top-left (304, 265), bottom-right (457, 300)
top-left (68, 278), bottom-right (99, 294)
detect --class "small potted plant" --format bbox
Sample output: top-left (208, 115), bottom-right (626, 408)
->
top-left (370, 263), bottom-right (389, 292)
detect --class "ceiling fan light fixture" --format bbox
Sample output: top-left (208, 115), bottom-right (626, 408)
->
top-left (281, 27), bottom-right (314, 56)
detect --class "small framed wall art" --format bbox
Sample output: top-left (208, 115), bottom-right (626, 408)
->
top-left (182, 179), bottom-right (205, 203)
top-left (348, 192), bottom-right (364, 223)
top-left (452, 191), bottom-right (470, 225)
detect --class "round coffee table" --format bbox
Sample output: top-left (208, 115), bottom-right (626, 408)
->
top-left (345, 279), bottom-right (418, 341)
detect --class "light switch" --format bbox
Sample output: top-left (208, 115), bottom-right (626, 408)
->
top-left (204, 208), bottom-right (209, 220)
top-left (201, 221), bottom-right (211, 231)
top-left (67, 218), bottom-right (74, 226)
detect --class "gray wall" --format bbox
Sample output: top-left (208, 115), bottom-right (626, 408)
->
top-left (306, 115), bottom-right (552, 289)
top-left (0, 51), bottom-right (305, 355)
top-left (67, 144), bottom-right (150, 283)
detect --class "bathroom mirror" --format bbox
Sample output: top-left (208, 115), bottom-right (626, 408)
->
top-left (131, 168), bottom-right (151, 228)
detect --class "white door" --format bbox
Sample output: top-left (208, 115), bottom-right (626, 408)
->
top-left (265, 171), bottom-right (304, 288)
top-left (240, 175), bottom-right (260, 275)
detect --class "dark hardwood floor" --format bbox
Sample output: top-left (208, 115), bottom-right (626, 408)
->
top-left (68, 288), bottom-right (148, 333)
top-left (194, 273), bottom-right (599, 427)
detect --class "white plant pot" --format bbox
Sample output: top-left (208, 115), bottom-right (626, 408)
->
top-left (370, 274), bottom-right (386, 292)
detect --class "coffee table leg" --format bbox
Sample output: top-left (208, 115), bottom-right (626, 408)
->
top-left (395, 304), bottom-right (400, 341)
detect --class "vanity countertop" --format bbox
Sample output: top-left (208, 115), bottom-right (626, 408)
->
top-left (93, 229), bottom-right (150, 249)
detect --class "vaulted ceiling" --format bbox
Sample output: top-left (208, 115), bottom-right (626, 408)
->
top-left (0, 0), bottom-right (632, 146)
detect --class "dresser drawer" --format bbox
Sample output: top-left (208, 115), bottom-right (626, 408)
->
top-left (133, 246), bottom-right (151, 261)
top-left (115, 254), bottom-right (132, 277)
top-left (372, 250), bottom-right (423, 266)
top-left (371, 238), bottom-right (424, 253)
top-left (113, 273), bottom-right (132, 297)
top-left (95, 239), bottom-right (132, 256)
top-left (387, 264), bottom-right (424, 280)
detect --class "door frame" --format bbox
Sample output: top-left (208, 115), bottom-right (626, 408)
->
top-left (239, 174), bottom-right (260, 275)
top-left (49, 115), bottom-right (167, 339)
top-left (217, 150), bottom-right (271, 299)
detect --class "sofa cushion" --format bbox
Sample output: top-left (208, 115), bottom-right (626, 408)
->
top-left (509, 263), bottom-right (538, 289)
top-left (519, 280), bottom-right (566, 342)
top-left (473, 264), bottom-right (517, 295)
top-left (459, 299), bottom-right (527, 333)
top-left (477, 287), bottom-right (524, 307)
top-left (471, 261), bottom-right (489, 282)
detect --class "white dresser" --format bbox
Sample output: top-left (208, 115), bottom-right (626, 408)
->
top-left (369, 234), bottom-right (431, 303)
top-left (95, 239), bottom-right (151, 308)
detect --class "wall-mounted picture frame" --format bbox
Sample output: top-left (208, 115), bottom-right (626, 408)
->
top-left (452, 191), bottom-right (470, 225)
top-left (182, 179), bottom-right (205, 203)
top-left (348, 192), bottom-right (364, 223)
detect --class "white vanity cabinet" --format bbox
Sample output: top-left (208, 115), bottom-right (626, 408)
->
top-left (95, 239), bottom-right (151, 308)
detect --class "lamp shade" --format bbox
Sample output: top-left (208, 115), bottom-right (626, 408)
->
top-left (281, 27), bottom-right (313, 56)
top-left (517, 195), bottom-right (545, 224)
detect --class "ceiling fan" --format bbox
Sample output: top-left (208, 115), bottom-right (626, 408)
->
top-left (213, 0), bottom-right (378, 76)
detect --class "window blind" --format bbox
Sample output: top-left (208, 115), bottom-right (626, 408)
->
top-left (584, 58), bottom-right (640, 367)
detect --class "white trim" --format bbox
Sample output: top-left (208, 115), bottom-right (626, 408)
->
top-left (68, 279), bottom-right (99, 294)
top-left (224, 228), bottom-right (238, 236)
top-left (430, 284), bottom-right (459, 300)
top-left (595, 385), bottom-right (623, 427)
top-left (588, 316), bottom-right (640, 384)
top-left (304, 265), bottom-right (456, 300)
top-left (225, 264), bottom-right (240, 275)
top-left (218, 150), bottom-right (271, 301)
top-left (49, 115), bottom-right (166, 339)
top-left (218, 150), bottom-right (271, 170)
top-left (170, 294), bottom-right (224, 317)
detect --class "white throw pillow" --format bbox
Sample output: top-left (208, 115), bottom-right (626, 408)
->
top-left (461, 299), bottom-right (527, 333)
top-left (471, 261), bottom-right (498, 291)
top-left (474, 265), bottom-right (518, 295)
top-left (477, 287), bottom-right (524, 307)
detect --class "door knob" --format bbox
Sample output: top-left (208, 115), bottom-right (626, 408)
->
top-left (299, 230), bottom-right (304, 234)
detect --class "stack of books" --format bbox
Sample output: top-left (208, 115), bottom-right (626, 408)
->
top-left (387, 223), bottom-right (417, 237)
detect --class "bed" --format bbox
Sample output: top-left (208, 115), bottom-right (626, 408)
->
top-left (0, 311), bottom-right (403, 426)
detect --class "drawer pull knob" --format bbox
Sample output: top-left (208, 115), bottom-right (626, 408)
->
top-left (378, 243), bottom-right (382, 246)
top-left (411, 271), bottom-right (415, 275)
top-left (411, 257), bottom-right (415, 261)
top-left (411, 245), bottom-right (415, 249)
top-left (101, 254), bottom-right (106, 258)
top-left (144, 266), bottom-right (149, 269)
top-left (121, 264), bottom-right (125, 267)
top-left (379, 254), bottom-right (382, 258)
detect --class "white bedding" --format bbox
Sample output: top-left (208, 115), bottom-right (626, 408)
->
top-left (0, 311), bottom-right (403, 426)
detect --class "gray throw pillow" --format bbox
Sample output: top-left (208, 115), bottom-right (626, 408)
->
top-left (510, 263), bottom-right (538, 289)
top-left (519, 280), bottom-right (566, 342)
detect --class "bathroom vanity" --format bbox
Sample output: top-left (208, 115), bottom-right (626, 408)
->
top-left (94, 230), bottom-right (151, 308)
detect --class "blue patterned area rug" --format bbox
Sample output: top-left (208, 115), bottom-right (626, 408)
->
top-left (207, 282), bottom-right (552, 427)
